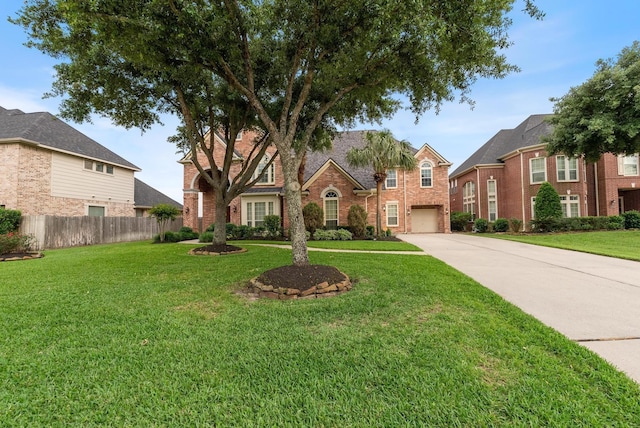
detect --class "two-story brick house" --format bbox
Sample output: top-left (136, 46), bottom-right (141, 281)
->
top-left (449, 114), bottom-right (640, 228)
top-left (181, 130), bottom-right (452, 234)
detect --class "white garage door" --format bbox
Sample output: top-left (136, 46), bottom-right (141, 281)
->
top-left (411, 208), bottom-right (438, 233)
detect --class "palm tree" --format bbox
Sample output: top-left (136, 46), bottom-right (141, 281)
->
top-left (346, 130), bottom-right (417, 237)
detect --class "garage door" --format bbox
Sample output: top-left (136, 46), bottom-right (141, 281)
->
top-left (411, 208), bottom-right (438, 233)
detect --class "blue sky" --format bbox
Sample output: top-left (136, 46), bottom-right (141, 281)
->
top-left (1, 1), bottom-right (639, 202)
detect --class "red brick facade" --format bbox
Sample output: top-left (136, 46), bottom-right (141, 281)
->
top-left (182, 130), bottom-right (451, 234)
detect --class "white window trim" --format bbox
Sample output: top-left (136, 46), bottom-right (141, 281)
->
top-left (322, 188), bottom-right (340, 227)
top-left (253, 154), bottom-right (276, 185)
top-left (530, 157), bottom-right (547, 184)
top-left (487, 179), bottom-right (497, 222)
top-left (385, 169), bottom-right (397, 189)
top-left (462, 181), bottom-right (475, 217)
top-left (556, 155), bottom-right (578, 182)
top-left (87, 205), bottom-right (107, 217)
top-left (618, 154), bottom-right (639, 176)
top-left (385, 202), bottom-right (399, 227)
top-left (420, 161), bottom-right (433, 188)
top-left (560, 195), bottom-right (580, 218)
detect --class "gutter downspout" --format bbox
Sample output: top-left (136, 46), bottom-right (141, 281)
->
top-left (594, 163), bottom-right (600, 216)
top-left (403, 169), bottom-right (408, 233)
top-left (520, 150), bottom-right (526, 230)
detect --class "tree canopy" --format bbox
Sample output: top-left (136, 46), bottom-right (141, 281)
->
top-left (13, 0), bottom-right (542, 266)
top-left (546, 41), bottom-right (640, 163)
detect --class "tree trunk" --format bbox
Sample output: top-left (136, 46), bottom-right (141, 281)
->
top-left (213, 193), bottom-right (228, 245)
top-left (282, 161), bottom-right (309, 266)
top-left (376, 181), bottom-right (384, 237)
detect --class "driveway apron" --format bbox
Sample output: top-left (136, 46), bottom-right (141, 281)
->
top-left (400, 233), bottom-right (640, 383)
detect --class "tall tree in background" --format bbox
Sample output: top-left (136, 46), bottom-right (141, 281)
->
top-left (347, 131), bottom-right (417, 237)
top-left (14, 0), bottom-right (542, 267)
top-left (546, 41), bottom-right (640, 162)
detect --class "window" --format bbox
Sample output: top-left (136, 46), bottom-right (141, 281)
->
top-left (235, 131), bottom-right (243, 140)
top-left (106, 165), bottom-right (114, 174)
top-left (618, 154), bottom-right (639, 176)
top-left (323, 190), bottom-right (339, 228)
top-left (530, 157), bottom-right (546, 183)
top-left (462, 181), bottom-right (475, 218)
top-left (386, 203), bottom-right (399, 227)
top-left (246, 201), bottom-right (275, 227)
top-left (487, 179), bottom-right (497, 222)
top-left (420, 161), bottom-right (433, 187)
top-left (556, 156), bottom-right (578, 181)
top-left (84, 159), bottom-right (93, 170)
top-left (560, 195), bottom-right (580, 218)
top-left (95, 162), bottom-right (104, 173)
top-left (254, 155), bottom-right (275, 184)
top-left (385, 169), bottom-right (397, 189)
top-left (84, 159), bottom-right (114, 175)
top-left (88, 206), bottom-right (105, 217)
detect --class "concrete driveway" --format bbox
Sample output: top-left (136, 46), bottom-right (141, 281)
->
top-left (400, 233), bottom-right (640, 383)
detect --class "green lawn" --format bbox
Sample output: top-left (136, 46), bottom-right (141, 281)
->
top-left (485, 229), bottom-right (640, 261)
top-left (2, 241), bottom-right (640, 426)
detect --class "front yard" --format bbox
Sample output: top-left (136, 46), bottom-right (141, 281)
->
top-left (2, 241), bottom-right (639, 425)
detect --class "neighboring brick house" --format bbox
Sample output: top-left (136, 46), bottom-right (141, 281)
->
top-left (449, 114), bottom-right (640, 228)
top-left (181, 130), bottom-right (452, 233)
top-left (0, 106), bottom-right (181, 216)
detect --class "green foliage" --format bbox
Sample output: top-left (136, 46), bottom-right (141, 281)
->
top-left (451, 212), bottom-right (473, 232)
top-left (199, 231), bottom-right (213, 243)
top-left (509, 218), bottom-right (523, 233)
top-left (0, 233), bottom-right (35, 255)
top-left (149, 204), bottom-right (181, 243)
top-left (303, 203), bottom-right (324, 239)
top-left (366, 225), bottom-right (375, 237)
top-left (474, 218), bottom-right (489, 233)
top-left (0, 208), bottom-right (22, 235)
top-left (347, 205), bottom-right (368, 238)
top-left (206, 223), bottom-right (215, 232)
top-left (531, 215), bottom-right (627, 233)
top-left (622, 210), bottom-right (640, 229)
top-left (226, 223), bottom-right (237, 236)
top-left (263, 215), bottom-right (281, 238)
top-left (546, 42), bottom-right (640, 162)
top-left (312, 229), bottom-right (353, 241)
top-left (534, 182), bottom-right (562, 221)
top-left (178, 226), bottom-right (199, 240)
top-left (607, 216), bottom-right (625, 230)
top-left (493, 218), bottom-right (509, 233)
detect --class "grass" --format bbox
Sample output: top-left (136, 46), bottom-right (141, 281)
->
top-left (2, 240), bottom-right (640, 425)
top-left (484, 229), bottom-right (640, 261)
top-left (237, 239), bottom-right (422, 251)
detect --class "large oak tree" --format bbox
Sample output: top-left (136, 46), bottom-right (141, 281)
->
top-left (546, 41), bottom-right (640, 163)
top-left (14, 0), bottom-right (542, 266)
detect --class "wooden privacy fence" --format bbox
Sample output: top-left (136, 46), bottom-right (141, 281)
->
top-left (19, 215), bottom-right (183, 250)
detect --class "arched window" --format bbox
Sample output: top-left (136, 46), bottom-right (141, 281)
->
top-left (253, 155), bottom-right (275, 184)
top-left (323, 190), bottom-right (339, 229)
top-left (420, 161), bottom-right (433, 187)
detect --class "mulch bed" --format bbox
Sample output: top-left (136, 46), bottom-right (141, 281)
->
top-left (189, 244), bottom-right (245, 255)
top-left (0, 252), bottom-right (44, 261)
top-left (256, 264), bottom-right (347, 292)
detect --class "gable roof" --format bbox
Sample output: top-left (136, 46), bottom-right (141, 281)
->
top-left (0, 106), bottom-right (140, 171)
top-left (134, 178), bottom-right (183, 209)
top-left (304, 130), bottom-right (441, 190)
top-left (450, 114), bottom-right (553, 178)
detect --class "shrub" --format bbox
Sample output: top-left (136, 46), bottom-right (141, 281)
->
top-left (233, 225), bottom-right (253, 239)
top-left (303, 202), bottom-right (324, 239)
top-left (313, 229), bottom-right (353, 241)
top-left (0, 208), bottom-right (22, 235)
top-left (347, 205), bottom-right (368, 238)
top-left (474, 218), bottom-right (489, 233)
top-left (509, 218), bottom-right (523, 233)
top-left (0, 232), bottom-right (35, 255)
top-left (178, 226), bottom-right (198, 240)
top-left (226, 223), bottom-right (237, 237)
top-left (622, 210), bottom-right (640, 229)
top-left (206, 223), bottom-right (215, 232)
top-left (450, 211), bottom-right (473, 232)
top-left (493, 218), bottom-right (509, 232)
top-left (263, 215), bottom-right (281, 238)
top-left (366, 225), bottom-right (375, 237)
top-left (532, 181), bottom-right (562, 232)
top-left (199, 231), bottom-right (213, 242)
top-left (530, 218), bottom-right (559, 233)
top-left (149, 204), bottom-right (181, 242)
top-left (153, 231), bottom-right (182, 243)
top-left (607, 215), bottom-right (625, 230)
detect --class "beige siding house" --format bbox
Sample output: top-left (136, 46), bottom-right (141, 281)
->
top-left (0, 106), bottom-right (180, 216)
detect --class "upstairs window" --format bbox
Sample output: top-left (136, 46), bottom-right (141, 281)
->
top-left (463, 181), bottom-right (475, 218)
top-left (556, 156), bottom-right (578, 181)
top-left (253, 155), bottom-right (275, 184)
top-left (84, 159), bottom-right (114, 175)
top-left (385, 169), bottom-right (397, 189)
top-left (420, 161), bottom-right (433, 187)
top-left (618, 154), bottom-right (639, 176)
top-left (487, 179), bottom-right (497, 222)
top-left (530, 157), bottom-right (546, 184)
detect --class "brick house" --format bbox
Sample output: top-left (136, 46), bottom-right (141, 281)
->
top-left (181, 130), bottom-right (452, 233)
top-left (449, 114), bottom-right (640, 228)
top-left (0, 106), bottom-right (181, 217)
